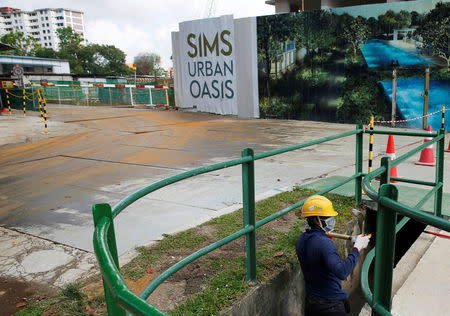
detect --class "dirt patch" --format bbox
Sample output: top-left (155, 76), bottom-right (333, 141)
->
top-left (0, 277), bottom-right (54, 315)
top-left (265, 211), bottom-right (300, 233)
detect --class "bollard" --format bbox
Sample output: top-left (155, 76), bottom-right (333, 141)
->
top-left (37, 89), bottom-right (44, 122)
top-left (368, 116), bottom-right (374, 173)
top-left (22, 89), bottom-right (26, 118)
top-left (41, 91), bottom-right (48, 134)
top-left (5, 89), bottom-right (11, 115)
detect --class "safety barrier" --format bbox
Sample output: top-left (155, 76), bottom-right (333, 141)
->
top-left (1, 88), bottom-right (49, 134)
top-left (92, 125), bottom-right (446, 315)
top-left (32, 83), bottom-right (174, 108)
top-left (0, 88), bottom-right (41, 112)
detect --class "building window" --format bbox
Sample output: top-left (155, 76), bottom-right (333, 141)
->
top-left (46, 23), bottom-right (49, 26)
top-left (43, 36), bottom-right (46, 40)
top-left (42, 23), bottom-right (45, 27)
top-left (45, 43), bottom-right (48, 46)
top-left (48, 36), bottom-right (51, 40)
top-left (49, 43), bottom-right (52, 46)
top-left (43, 30), bottom-right (46, 33)
top-left (41, 17), bottom-right (44, 21)
top-left (45, 16), bottom-right (48, 20)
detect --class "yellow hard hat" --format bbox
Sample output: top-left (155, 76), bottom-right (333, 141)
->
top-left (301, 195), bottom-right (338, 217)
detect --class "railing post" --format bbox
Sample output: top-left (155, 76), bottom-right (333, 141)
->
top-left (435, 129), bottom-right (444, 217)
top-left (92, 203), bottom-right (126, 316)
top-left (372, 183), bottom-right (398, 315)
top-left (242, 148), bottom-right (257, 283)
top-left (355, 124), bottom-right (363, 204)
top-left (379, 157), bottom-right (391, 185)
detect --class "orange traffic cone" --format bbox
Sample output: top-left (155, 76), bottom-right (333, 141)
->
top-left (377, 135), bottom-right (398, 182)
top-left (1, 107), bottom-right (6, 113)
top-left (385, 135), bottom-right (398, 182)
top-left (415, 126), bottom-right (436, 166)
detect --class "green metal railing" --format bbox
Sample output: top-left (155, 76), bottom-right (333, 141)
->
top-left (93, 125), bottom-right (366, 315)
top-left (360, 128), bottom-right (449, 316)
top-left (92, 125), bottom-right (446, 315)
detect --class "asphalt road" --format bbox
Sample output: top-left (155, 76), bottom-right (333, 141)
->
top-left (0, 105), bottom-right (447, 255)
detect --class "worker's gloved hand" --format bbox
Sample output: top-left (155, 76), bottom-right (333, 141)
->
top-left (353, 234), bottom-right (371, 252)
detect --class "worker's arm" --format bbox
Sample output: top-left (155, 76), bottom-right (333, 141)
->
top-left (321, 239), bottom-right (359, 280)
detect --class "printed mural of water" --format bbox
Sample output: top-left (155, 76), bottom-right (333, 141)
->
top-left (379, 79), bottom-right (450, 131)
top-left (360, 39), bottom-right (433, 68)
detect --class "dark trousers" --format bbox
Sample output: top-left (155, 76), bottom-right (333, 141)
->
top-left (305, 295), bottom-right (349, 316)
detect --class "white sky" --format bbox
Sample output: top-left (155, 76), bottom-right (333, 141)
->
top-left (4, 0), bottom-right (274, 69)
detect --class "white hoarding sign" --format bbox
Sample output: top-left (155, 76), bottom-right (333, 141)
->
top-left (179, 15), bottom-right (237, 115)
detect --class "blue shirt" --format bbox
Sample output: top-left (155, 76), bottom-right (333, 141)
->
top-left (296, 229), bottom-right (359, 300)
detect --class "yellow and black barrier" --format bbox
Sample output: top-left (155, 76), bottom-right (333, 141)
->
top-left (2, 88), bottom-right (49, 134)
top-left (5, 88), bottom-right (11, 115)
top-left (37, 89), bottom-right (48, 134)
top-left (368, 116), bottom-right (374, 173)
top-left (1, 88), bottom-right (40, 112)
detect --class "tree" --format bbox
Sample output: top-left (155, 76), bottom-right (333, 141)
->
top-left (0, 32), bottom-right (40, 56)
top-left (56, 27), bottom-right (85, 73)
top-left (54, 27), bottom-right (133, 75)
top-left (134, 52), bottom-right (166, 76)
top-left (57, 27), bottom-right (83, 48)
top-left (84, 44), bottom-right (133, 75)
top-left (34, 47), bottom-right (58, 59)
top-left (415, 2), bottom-right (450, 68)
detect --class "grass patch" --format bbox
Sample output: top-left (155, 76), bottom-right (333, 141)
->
top-left (17, 187), bottom-right (360, 316)
top-left (16, 283), bottom-right (105, 316)
top-left (169, 258), bottom-right (248, 316)
top-left (121, 229), bottom-right (208, 281)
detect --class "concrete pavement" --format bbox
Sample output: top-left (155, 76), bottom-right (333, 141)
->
top-left (0, 105), bottom-right (448, 289)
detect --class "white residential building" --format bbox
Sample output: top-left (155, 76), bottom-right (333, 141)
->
top-left (0, 7), bottom-right (85, 50)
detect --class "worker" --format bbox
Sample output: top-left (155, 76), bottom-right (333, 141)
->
top-left (296, 195), bottom-right (371, 316)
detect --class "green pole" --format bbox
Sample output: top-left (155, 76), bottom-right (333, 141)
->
top-left (372, 166), bottom-right (398, 315)
top-left (379, 157), bottom-right (390, 185)
top-left (435, 129), bottom-right (444, 217)
top-left (242, 148), bottom-right (257, 283)
top-left (92, 203), bottom-right (126, 316)
top-left (355, 124), bottom-right (363, 204)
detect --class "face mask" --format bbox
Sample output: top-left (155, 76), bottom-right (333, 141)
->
top-left (318, 216), bottom-right (336, 232)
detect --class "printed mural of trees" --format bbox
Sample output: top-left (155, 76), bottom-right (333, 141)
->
top-left (257, 14), bottom-right (294, 98)
top-left (257, 1), bottom-right (449, 123)
top-left (341, 15), bottom-right (369, 60)
top-left (415, 2), bottom-right (450, 68)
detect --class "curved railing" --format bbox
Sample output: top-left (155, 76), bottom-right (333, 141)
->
top-left (92, 127), bottom-right (366, 315)
top-left (93, 124), bottom-right (447, 316)
top-left (360, 128), bottom-right (449, 315)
